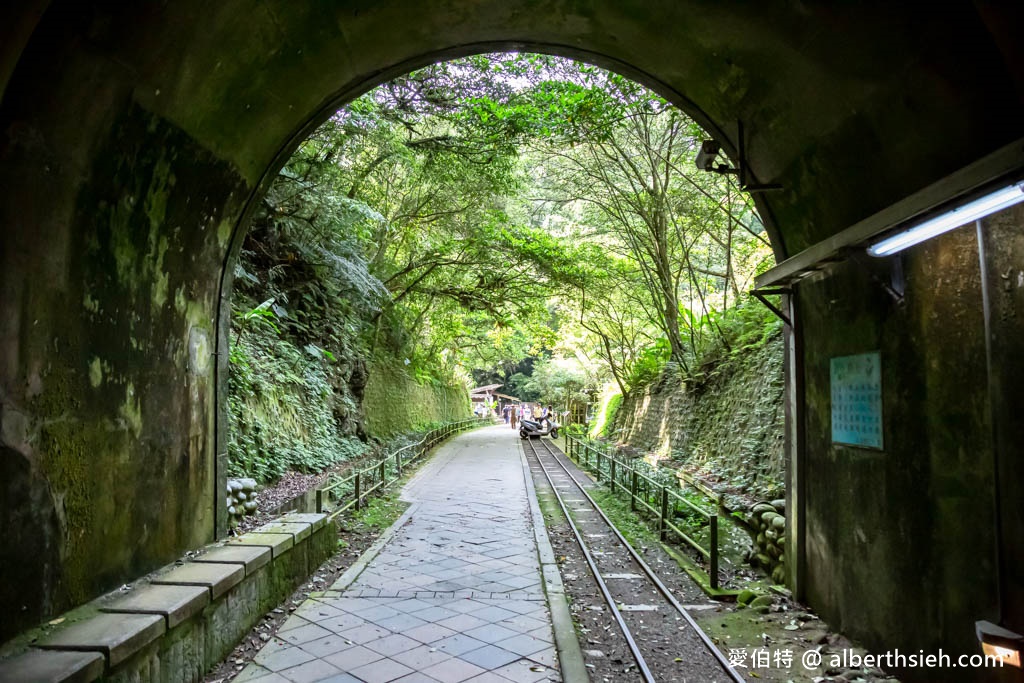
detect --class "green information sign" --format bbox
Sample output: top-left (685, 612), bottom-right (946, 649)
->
top-left (830, 352), bottom-right (883, 449)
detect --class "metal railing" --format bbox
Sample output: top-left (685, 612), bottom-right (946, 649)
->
top-left (316, 417), bottom-right (490, 521)
top-left (565, 434), bottom-right (721, 589)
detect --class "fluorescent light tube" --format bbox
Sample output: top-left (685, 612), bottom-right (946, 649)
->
top-left (868, 182), bottom-right (1024, 257)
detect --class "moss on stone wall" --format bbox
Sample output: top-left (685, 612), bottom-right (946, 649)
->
top-left (363, 361), bottom-right (471, 437)
top-left (227, 327), bottom-right (370, 483)
top-left (615, 326), bottom-right (785, 502)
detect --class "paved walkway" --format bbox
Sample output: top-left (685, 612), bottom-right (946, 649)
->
top-left (236, 425), bottom-right (561, 683)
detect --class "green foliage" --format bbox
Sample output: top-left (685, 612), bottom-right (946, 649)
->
top-left (590, 391), bottom-right (623, 439)
top-left (228, 328), bottom-right (368, 483)
top-left (362, 361), bottom-right (471, 437)
top-left (226, 52), bottom-right (780, 490)
top-left (625, 338), bottom-right (672, 388)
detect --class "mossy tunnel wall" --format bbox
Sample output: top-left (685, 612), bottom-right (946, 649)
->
top-left (1, 3), bottom-right (1023, 679)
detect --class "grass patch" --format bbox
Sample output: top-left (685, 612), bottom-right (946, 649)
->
top-left (588, 488), bottom-right (662, 550)
top-left (351, 491), bottom-right (409, 531)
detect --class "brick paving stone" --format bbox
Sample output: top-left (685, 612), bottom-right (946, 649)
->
top-left (494, 633), bottom-right (548, 657)
top-left (434, 614), bottom-right (487, 633)
top-left (312, 674), bottom-right (361, 683)
top-left (338, 624), bottom-right (391, 644)
top-left (375, 613), bottom-right (429, 632)
top-left (295, 601), bottom-right (345, 621)
top-left (457, 644), bottom-right (521, 670)
top-left (498, 614), bottom-right (547, 633)
top-left (323, 645), bottom-right (383, 670)
top-left (317, 613), bottom-right (366, 634)
top-left (352, 605), bottom-right (401, 623)
top-left (280, 623), bottom-right (334, 646)
top-left (420, 658), bottom-right (486, 683)
top-left (467, 606), bottom-right (516, 623)
top-left (237, 669), bottom-right (292, 683)
top-left (490, 659), bottom-right (555, 683)
top-left (240, 427), bottom-right (560, 682)
top-left (462, 624), bottom-right (519, 645)
top-left (462, 673), bottom-right (510, 683)
top-left (403, 622), bottom-right (457, 644)
top-left (279, 658), bottom-right (343, 683)
top-left (392, 674), bottom-right (443, 683)
top-left (299, 634), bottom-right (356, 658)
top-left (254, 643), bottom-right (317, 672)
top-left (434, 634), bottom-right (489, 657)
top-left (526, 647), bottom-right (558, 668)
top-left (410, 606), bottom-right (459, 623)
top-left (234, 664), bottom-right (277, 681)
top-left (364, 633), bottom-right (420, 657)
top-left (527, 626), bottom-right (552, 641)
top-left (348, 658), bottom-right (414, 683)
top-left (392, 644), bottom-right (454, 670)
top-left (387, 598), bottom-right (431, 613)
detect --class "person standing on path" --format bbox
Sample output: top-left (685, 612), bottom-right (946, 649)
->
top-left (511, 405), bottom-right (519, 429)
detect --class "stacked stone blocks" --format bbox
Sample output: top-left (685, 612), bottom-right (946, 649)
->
top-left (745, 499), bottom-right (787, 584)
top-left (226, 478), bottom-right (259, 527)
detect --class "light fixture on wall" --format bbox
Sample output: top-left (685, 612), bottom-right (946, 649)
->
top-left (976, 620), bottom-right (1023, 668)
top-left (868, 181), bottom-right (1024, 257)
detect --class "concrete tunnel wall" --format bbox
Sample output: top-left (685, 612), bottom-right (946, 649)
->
top-left (0, 1), bottom-right (1022, 675)
top-left (796, 206), bottom-right (1024, 679)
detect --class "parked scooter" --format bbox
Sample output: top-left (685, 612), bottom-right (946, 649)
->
top-left (519, 415), bottom-right (559, 439)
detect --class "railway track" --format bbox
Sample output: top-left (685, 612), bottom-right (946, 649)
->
top-left (522, 435), bottom-right (743, 683)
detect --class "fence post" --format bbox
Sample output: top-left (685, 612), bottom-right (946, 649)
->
top-left (316, 488), bottom-right (324, 514)
top-left (355, 471), bottom-right (361, 510)
top-left (630, 471), bottom-right (638, 511)
top-left (596, 449), bottom-right (602, 482)
top-left (396, 450), bottom-right (403, 476)
top-left (710, 514), bottom-right (719, 590)
top-left (659, 486), bottom-right (669, 541)
top-left (609, 458), bottom-right (616, 492)
top-left (379, 460), bottom-right (386, 486)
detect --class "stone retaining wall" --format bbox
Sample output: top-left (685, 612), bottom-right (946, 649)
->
top-left (614, 331), bottom-right (785, 503)
top-left (0, 513), bottom-right (334, 683)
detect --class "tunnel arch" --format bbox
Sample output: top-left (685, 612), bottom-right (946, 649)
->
top-left (1, 2), bottom-right (1023, 672)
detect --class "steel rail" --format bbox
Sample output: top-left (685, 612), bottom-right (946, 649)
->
top-left (530, 436), bottom-right (744, 683)
top-left (522, 437), bottom-right (657, 683)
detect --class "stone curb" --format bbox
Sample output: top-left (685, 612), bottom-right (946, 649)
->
top-left (518, 440), bottom-right (589, 683)
top-left (330, 502), bottom-right (421, 592)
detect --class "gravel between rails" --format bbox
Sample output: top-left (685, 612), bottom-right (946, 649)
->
top-left (525, 437), bottom-right (736, 683)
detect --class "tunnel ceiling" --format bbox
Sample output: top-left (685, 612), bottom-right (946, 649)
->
top-left (2, 1), bottom-right (1023, 258)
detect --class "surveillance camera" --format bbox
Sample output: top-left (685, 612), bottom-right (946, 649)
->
top-left (695, 140), bottom-right (721, 172)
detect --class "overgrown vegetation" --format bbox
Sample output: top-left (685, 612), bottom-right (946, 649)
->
top-left (227, 53), bottom-right (780, 490)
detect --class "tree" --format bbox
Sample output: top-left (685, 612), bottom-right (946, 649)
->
top-left (516, 69), bottom-right (773, 376)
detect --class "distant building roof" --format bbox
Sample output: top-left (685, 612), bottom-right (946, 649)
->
top-left (469, 383), bottom-right (502, 394)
